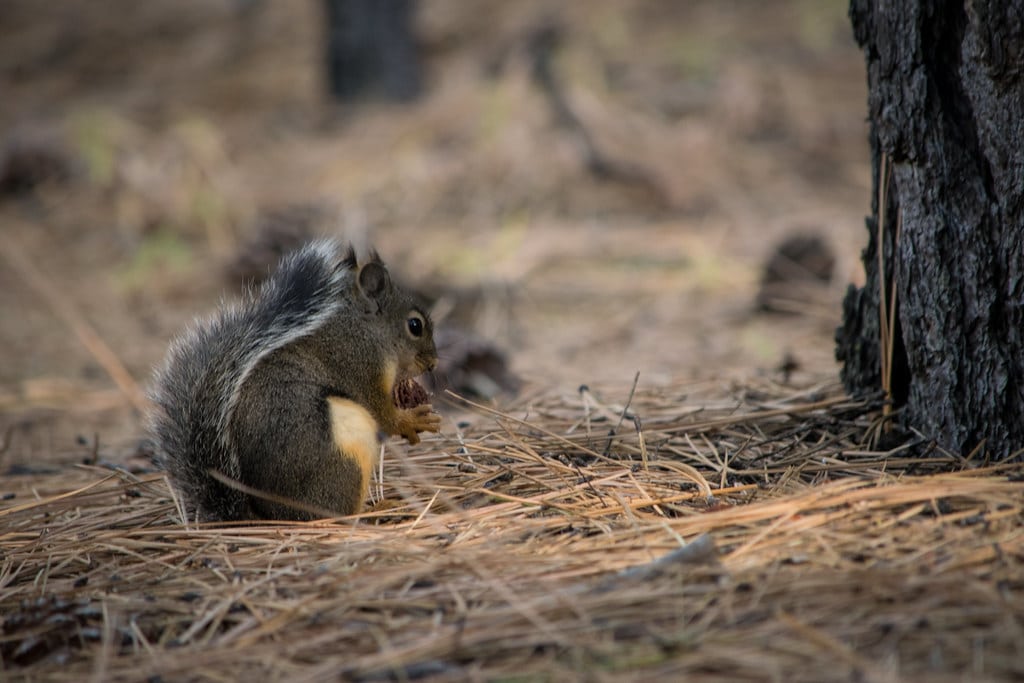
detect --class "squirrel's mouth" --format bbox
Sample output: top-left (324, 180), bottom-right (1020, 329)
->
top-left (412, 353), bottom-right (438, 376)
top-left (397, 359), bottom-right (433, 382)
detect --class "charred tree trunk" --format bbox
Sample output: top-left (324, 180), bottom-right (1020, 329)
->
top-left (836, 1), bottom-right (1024, 458)
top-left (323, 0), bottom-right (422, 102)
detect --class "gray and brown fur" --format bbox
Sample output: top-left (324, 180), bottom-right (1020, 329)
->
top-left (149, 240), bottom-right (439, 522)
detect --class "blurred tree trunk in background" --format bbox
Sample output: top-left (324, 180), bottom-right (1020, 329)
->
top-left (323, 0), bottom-right (421, 102)
top-left (837, 1), bottom-right (1024, 458)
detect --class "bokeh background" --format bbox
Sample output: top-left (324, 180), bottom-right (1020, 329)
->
top-left (0, 0), bottom-right (869, 464)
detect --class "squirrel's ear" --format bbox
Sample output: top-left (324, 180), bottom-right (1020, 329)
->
top-left (341, 245), bottom-right (358, 269)
top-left (357, 261), bottom-right (391, 301)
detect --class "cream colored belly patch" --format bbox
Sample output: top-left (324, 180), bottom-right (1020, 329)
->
top-left (326, 397), bottom-right (380, 504)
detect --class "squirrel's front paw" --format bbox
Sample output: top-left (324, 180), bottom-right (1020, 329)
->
top-left (398, 404), bottom-right (441, 444)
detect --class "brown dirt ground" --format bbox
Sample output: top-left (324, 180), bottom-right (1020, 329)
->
top-left (1, 0), bottom-right (869, 460)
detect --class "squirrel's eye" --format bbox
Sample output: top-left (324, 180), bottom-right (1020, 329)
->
top-left (407, 315), bottom-right (424, 338)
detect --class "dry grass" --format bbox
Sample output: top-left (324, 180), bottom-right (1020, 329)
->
top-left (3, 379), bottom-right (1022, 682)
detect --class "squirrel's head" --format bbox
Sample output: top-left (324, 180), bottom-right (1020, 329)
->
top-left (355, 257), bottom-right (438, 377)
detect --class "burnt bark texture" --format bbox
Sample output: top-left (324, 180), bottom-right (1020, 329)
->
top-left (837, 1), bottom-right (1024, 458)
top-left (323, 0), bottom-right (421, 102)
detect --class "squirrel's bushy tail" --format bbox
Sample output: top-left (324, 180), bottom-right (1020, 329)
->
top-left (148, 240), bottom-right (356, 521)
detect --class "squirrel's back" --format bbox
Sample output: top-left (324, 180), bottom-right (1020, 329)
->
top-left (149, 240), bottom-right (357, 521)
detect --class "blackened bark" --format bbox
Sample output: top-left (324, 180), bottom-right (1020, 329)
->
top-left (323, 0), bottom-right (422, 102)
top-left (837, 1), bottom-right (1024, 458)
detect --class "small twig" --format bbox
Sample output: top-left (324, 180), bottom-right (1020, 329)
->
top-left (375, 442), bottom-right (386, 504)
top-left (85, 432), bottom-right (101, 466)
top-left (604, 371), bottom-right (641, 457)
top-left (407, 489), bottom-right (440, 533)
top-left (578, 384), bottom-right (593, 442)
top-left (876, 151), bottom-right (900, 432)
top-left (886, 205), bottom-right (901, 390)
top-left (877, 151), bottom-right (889, 396)
top-left (633, 416), bottom-right (649, 472)
top-left (572, 460), bottom-right (608, 508)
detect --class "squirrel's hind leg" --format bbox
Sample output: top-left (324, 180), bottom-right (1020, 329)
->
top-left (325, 396), bottom-right (381, 507)
top-left (235, 385), bottom-right (379, 520)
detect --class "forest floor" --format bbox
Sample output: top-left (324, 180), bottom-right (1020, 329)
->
top-left (1, 2), bottom-right (1021, 681)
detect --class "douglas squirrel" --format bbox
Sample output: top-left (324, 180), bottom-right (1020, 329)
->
top-left (149, 240), bottom-right (440, 522)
